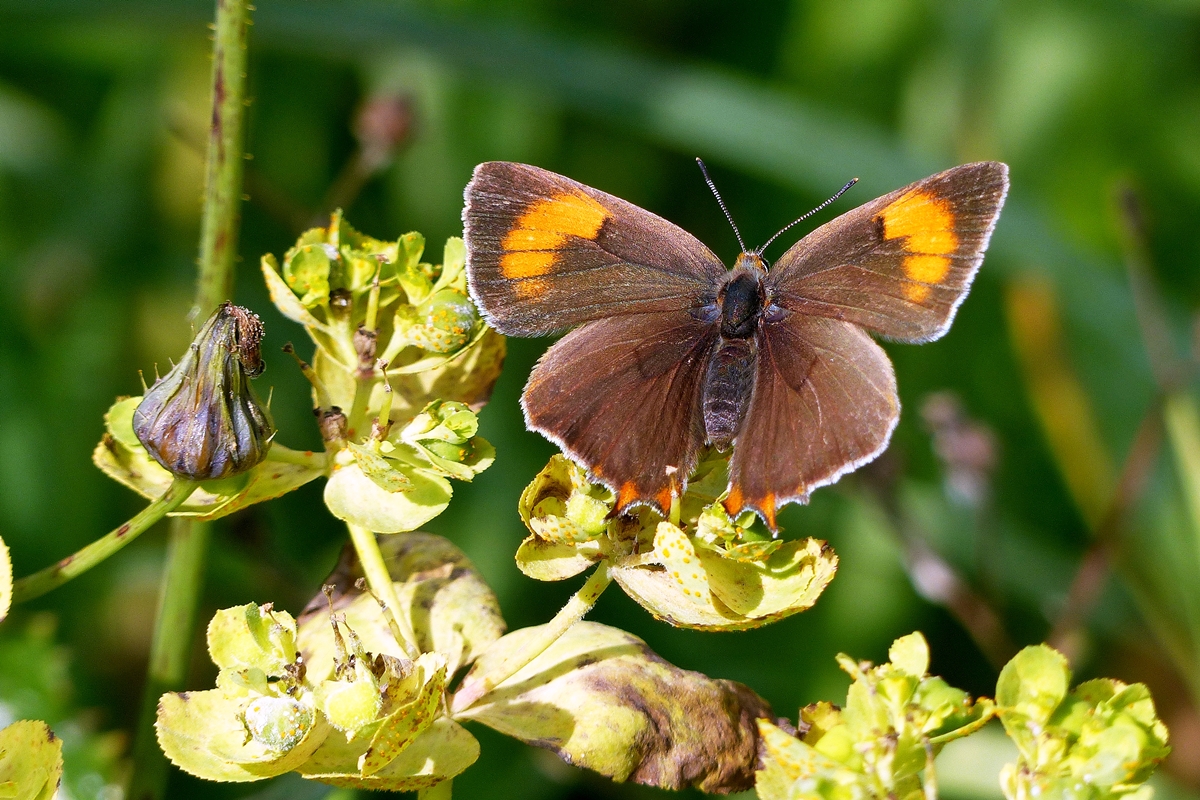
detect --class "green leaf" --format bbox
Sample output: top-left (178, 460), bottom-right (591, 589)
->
top-left (300, 717), bottom-right (478, 792)
top-left (261, 254), bottom-right (327, 330)
top-left (459, 621), bottom-right (771, 793)
top-left (323, 457), bottom-right (452, 534)
top-left (206, 604), bottom-right (299, 675)
top-left (283, 243), bottom-right (333, 307)
top-left (347, 442), bottom-right (412, 493)
top-left (395, 231), bottom-right (431, 305)
top-left (514, 536), bottom-right (605, 581)
top-left (0, 533), bottom-right (10, 624)
top-left (888, 632), bottom-right (930, 678)
top-left (297, 533), bottom-right (505, 680)
top-left (359, 655), bottom-right (446, 776)
top-left (995, 644), bottom-right (1070, 723)
top-left (0, 721), bottom-right (62, 800)
top-left (157, 689), bottom-right (328, 782)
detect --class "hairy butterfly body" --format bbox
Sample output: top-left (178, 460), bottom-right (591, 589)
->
top-left (464, 160), bottom-right (1009, 529)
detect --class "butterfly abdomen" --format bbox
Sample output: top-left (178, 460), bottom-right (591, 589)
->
top-left (703, 337), bottom-right (756, 451)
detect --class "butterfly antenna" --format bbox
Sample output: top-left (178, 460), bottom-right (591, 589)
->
top-left (755, 177), bottom-right (859, 256)
top-left (696, 158), bottom-right (747, 253)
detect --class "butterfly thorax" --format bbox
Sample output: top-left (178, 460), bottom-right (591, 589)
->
top-left (719, 254), bottom-right (767, 339)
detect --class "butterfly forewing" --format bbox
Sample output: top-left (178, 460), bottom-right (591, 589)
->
top-left (522, 310), bottom-right (719, 513)
top-left (767, 162), bottom-right (1009, 343)
top-left (464, 162), bottom-right (725, 337)
top-left (726, 315), bottom-right (899, 528)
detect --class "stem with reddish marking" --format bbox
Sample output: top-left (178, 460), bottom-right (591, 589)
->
top-left (10, 479), bottom-right (198, 603)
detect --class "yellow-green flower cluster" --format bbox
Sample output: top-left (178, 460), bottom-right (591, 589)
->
top-left (996, 645), bottom-right (1169, 800)
top-left (756, 632), bottom-right (993, 800)
top-left (517, 451), bottom-right (837, 630)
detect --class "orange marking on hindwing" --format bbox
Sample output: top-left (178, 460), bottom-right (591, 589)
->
top-left (760, 492), bottom-right (777, 530)
top-left (655, 486), bottom-right (674, 514)
top-left (723, 485), bottom-right (745, 516)
top-left (499, 191), bottom-right (609, 291)
top-left (880, 189), bottom-right (959, 303)
top-left (617, 481), bottom-right (639, 510)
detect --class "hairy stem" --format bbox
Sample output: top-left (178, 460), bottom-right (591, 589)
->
top-left (346, 523), bottom-right (420, 658)
top-left (10, 479), bottom-right (197, 603)
top-left (451, 563), bottom-right (612, 713)
top-left (131, 2), bottom-right (253, 798)
top-left (195, 0), bottom-right (251, 315)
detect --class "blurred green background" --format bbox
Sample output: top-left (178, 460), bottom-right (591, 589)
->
top-left (2, 0), bottom-right (1200, 797)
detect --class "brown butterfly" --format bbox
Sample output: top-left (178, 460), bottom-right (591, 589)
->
top-left (463, 160), bottom-right (1009, 529)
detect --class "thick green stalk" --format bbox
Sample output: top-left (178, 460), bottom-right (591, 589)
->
top-left (128, 518), bottom-right (210, 800)
top-left (451, 563), bottom-right (612, 712)
top-left (346, 523), bottom-right (421, 658)
top-left (10, 479), bottom-right (197, 603)
top-left (131, 2), bottom-right (253, 798)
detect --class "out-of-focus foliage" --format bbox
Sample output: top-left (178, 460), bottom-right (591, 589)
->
top-left (2, 0), bottom-right (1200, 798)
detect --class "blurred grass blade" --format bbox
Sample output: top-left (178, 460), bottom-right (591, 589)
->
top-left (1006, 277), bottom-right (1115, 530)
top-left (1163, 392), bottom-right (1200, 586)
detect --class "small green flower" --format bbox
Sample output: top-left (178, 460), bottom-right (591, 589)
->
top-left (133, 303), bottom-right (274, 480)
top-left (995, 645), bottom-right (1169, 800)
top-left (756, 632), bottom-right (994, 800)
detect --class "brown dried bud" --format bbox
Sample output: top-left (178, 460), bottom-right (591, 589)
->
top-left (133, 303), bottom-right (274, 480)
top-left (317, 407), bottom-right (348, 443)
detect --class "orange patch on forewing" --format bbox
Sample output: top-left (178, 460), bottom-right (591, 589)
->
top-left (882, 189), bottom-right (958, 254)
top-left (499, 191), bottom-right (609, 281)
top-left (497, 250), bottom-right (556, 280)
top-left (904, 283), bottom-right (932, 303)
top-left (881, 189), bottom-right (960, 301)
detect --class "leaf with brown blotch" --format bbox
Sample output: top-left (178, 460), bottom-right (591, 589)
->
top-left (457, 621), bottom-right (774, 794)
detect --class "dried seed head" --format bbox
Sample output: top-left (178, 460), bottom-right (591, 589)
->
top-left (133, 303), bottom-right (275, 480)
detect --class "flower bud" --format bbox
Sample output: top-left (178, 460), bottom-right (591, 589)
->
top-left (133, 303), bottom-right (274, 480)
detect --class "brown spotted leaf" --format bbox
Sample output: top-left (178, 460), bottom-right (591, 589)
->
top-left (457, 621), bottom-right (772, 793)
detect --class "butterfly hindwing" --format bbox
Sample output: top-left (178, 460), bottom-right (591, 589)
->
top-left (463, 162), bottom-right (725, 336)
top-left (522, 310), bottom-right (719, 514)
top-left (726, 314), bottom-right (899, 529)
top-left (767, 162), bottom-right (1009, 343)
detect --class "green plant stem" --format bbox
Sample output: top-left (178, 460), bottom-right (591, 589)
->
top-left (346, 523), bottom-right (420, 658)
top-left (10, 479), bottom-right (197, 603)
top-left (128, 518), bottom-right (210, 800)
top-left (195, 0), bottom-right (251, 314)
top-left (451, 562), bottom-right (612, 712)
top-left (131, 2), bottom-right (253, 798)
top-left (265, 443), bottom-right (329, 470)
